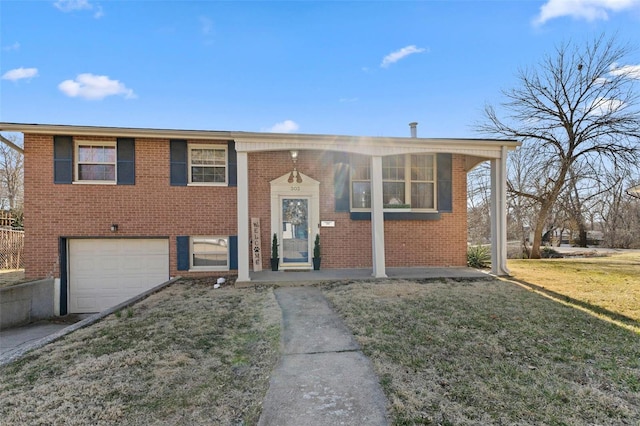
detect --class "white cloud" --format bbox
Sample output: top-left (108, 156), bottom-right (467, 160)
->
top-left (590, 97), bottom-right (625, 115)
top-left (58, 73), bottom-right (136, 100)
top-left (54, 0), bottom-right (92, 12)
top-left (2, 67), bottom-right (38, 81)
top-left (3, 42), bottom-right (20, 51)
top-left (380, 45), bottom-right (427, 68)
top-left (609, 63), bottom-right (640, 79)
top-left (53, 0), bottom-right (104, 18)
top-left (533, 0), bottom-right (640, 25)
top-left (264, 120), bottom-right (299, 133)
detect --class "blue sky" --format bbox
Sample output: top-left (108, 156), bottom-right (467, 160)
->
top-left (1, 0), bottom-right (640, 139)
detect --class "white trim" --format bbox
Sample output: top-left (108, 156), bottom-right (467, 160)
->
top-left (350, 153), bottom-right (438, 212)
top-left (74, 140), bottom-right (117, 184)
top-left (490, 146), bottom-right (510, 276)
top-left (1, 122), bottom-right (519, 160)
top-left (187, 143), bottom-right (228, 185)
top-left (237, 152), bottom-right (250, 282)
top-left (370, 156), bottom-right (387, 278)
top-left (270, 172), bottom-right (320, 271)
top-left (189, 236), bottom-right (230, 271)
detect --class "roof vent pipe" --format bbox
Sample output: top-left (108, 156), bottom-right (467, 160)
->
top-left (409, 122), bottom-right (418, 138)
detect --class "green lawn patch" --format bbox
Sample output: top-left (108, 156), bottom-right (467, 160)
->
top-left (508, 252), bottom-right (640, 323)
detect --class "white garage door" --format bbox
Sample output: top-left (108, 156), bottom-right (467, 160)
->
top-left (69, 238), bottom-right (169, 313)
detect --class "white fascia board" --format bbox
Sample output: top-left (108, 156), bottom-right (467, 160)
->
top-left (0, 123), bottom-right (520, 159)
top-left (0, 123), bottom-right (233, 141)
top-left (233, 132), bottom-right (520, 159)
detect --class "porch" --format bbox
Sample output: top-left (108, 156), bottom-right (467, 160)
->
top-left (236, 266), bottom-right (489, 287)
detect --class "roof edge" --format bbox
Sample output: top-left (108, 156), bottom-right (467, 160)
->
top-left (0, 122), bottom-right (520, 148)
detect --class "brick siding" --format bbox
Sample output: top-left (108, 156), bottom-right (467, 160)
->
top-left (24, 134), bottom-right (467, 279)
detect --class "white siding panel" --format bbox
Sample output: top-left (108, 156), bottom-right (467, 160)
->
top-left (69, 239), bottom-right (169, 313)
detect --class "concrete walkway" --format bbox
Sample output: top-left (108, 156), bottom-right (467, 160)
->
top-left (258, 287), bottom-right (388, 426)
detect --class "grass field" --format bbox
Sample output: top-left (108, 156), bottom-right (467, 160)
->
top-left (2, 254), bottom-right (638, 425)
top-left (0, 279), bottom-right (281, 425)
top-left (323, 276), bottom-right (640, 425)
top-left (508, 252), bottom-right (640, 324)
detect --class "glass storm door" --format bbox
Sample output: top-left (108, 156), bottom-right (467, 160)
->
top-left (281, 198), bottom-right (310, 265)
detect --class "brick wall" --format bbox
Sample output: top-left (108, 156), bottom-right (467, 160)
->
top-left (24, 134), bottom-right (468, 279)
top-left (248, 151), bottom-right (467, 270)
top-left (24, 134), bottom-right (236, 279)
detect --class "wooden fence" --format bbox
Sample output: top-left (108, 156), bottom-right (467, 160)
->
top-left (0, 228), bottom-right (24, 270)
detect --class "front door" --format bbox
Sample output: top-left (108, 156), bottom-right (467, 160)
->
top-left (281, 198), bottom-right (310, 266)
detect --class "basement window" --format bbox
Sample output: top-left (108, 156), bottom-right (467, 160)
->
top-left (190, 236), bottom-right (229, 270)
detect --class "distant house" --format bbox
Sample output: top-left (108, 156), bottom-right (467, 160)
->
top-left (628, 184), bottom-right (640, 199)
top-left (0, 122), bottom-right (518, 314)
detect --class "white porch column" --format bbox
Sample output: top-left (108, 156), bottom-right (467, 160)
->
top-left (237, 151), bottom-right (251, 282)
top-left (370, 155), bottom-right (387, 278)
top-left (490, 146), bottom-right (510, 276)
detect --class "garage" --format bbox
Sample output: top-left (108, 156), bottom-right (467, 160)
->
top-left (68, 238), bottom-right (169, 313)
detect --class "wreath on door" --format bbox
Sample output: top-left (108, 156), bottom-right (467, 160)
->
top-left (285, 201), bottom-right (306, 225)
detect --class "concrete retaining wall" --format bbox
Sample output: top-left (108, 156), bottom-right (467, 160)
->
top-left (0, 279), bottom-right (55, 330)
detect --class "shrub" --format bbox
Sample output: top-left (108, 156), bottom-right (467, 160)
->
top-left (467, 245), bottom-right (491, 268)
top-left (313, 234), bottom-right (321, 258)
top-left (271, 233), bottom-right (279, 259)
top-left (541, 246), bottom-right (563, 258)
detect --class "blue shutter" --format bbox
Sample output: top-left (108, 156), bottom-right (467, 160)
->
top-left (334, 152), bottom-right (350, 212)
top-left (177, 236), bottom-right (190, 271)
top-left (437, 153), bottom-right (452, 213)
top-left (229, 235), bottom-right (238, 270)
top-left (59, 238), bottom-right (68, 315)
top-left (228, 141), bottom-right (237, 187)
top-left (170, 140), bottom-right (188, 186)
top-left (117, 138), bottom-right (135, 185)
top-left (53, 136), bottom-right (73, 184)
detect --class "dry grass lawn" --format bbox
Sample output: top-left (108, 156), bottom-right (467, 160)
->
top-left (323, 278), bottom-right (640, 425)
top-left (2, 253), bottom-right (638, 425)
top-left (0, 279), bottom-right (281, 425)
top-left (508, 252), bottom-right (640, 323)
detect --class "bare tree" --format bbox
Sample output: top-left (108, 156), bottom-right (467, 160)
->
top-left (0, 134), bottom-right (24, 228)
top-left (478, 35), bottom-right (640, 258)
top-left (467, 163), bottom-right (492, 245)
top-left (597, 168), bottom-right (640, 248)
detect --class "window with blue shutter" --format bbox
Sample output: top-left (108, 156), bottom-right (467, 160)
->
top-left (344, 153), bottom-right (453, 220)
top-left (54, 136), bottom-right (136, 185)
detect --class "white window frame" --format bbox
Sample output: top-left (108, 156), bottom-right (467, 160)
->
top-left (349, 153), bottom-right (437, 212)
top-left (188, 144), bottom-right (228, 186)
top-left (190, 236), bottom-right (230, 271)
top-left (74, 141), bottom-right (117, 185)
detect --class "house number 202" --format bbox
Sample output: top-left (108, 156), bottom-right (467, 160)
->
top-left (290, 186), bottom-right (301, 191)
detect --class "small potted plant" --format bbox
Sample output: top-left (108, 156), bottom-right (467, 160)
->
top-left (312, 234), bottom-right (321, 270)
top-left (271, 233), bottom-right (279, 271)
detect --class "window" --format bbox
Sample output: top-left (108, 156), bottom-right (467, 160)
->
top-left (188, 144), bottom-right (227, 185)
top-left (191, 236), bottom-right (229, 270)
top-left (74, 142), bottom-right (117, 183)
top-left (350, 154), bottom-right (436, 211)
